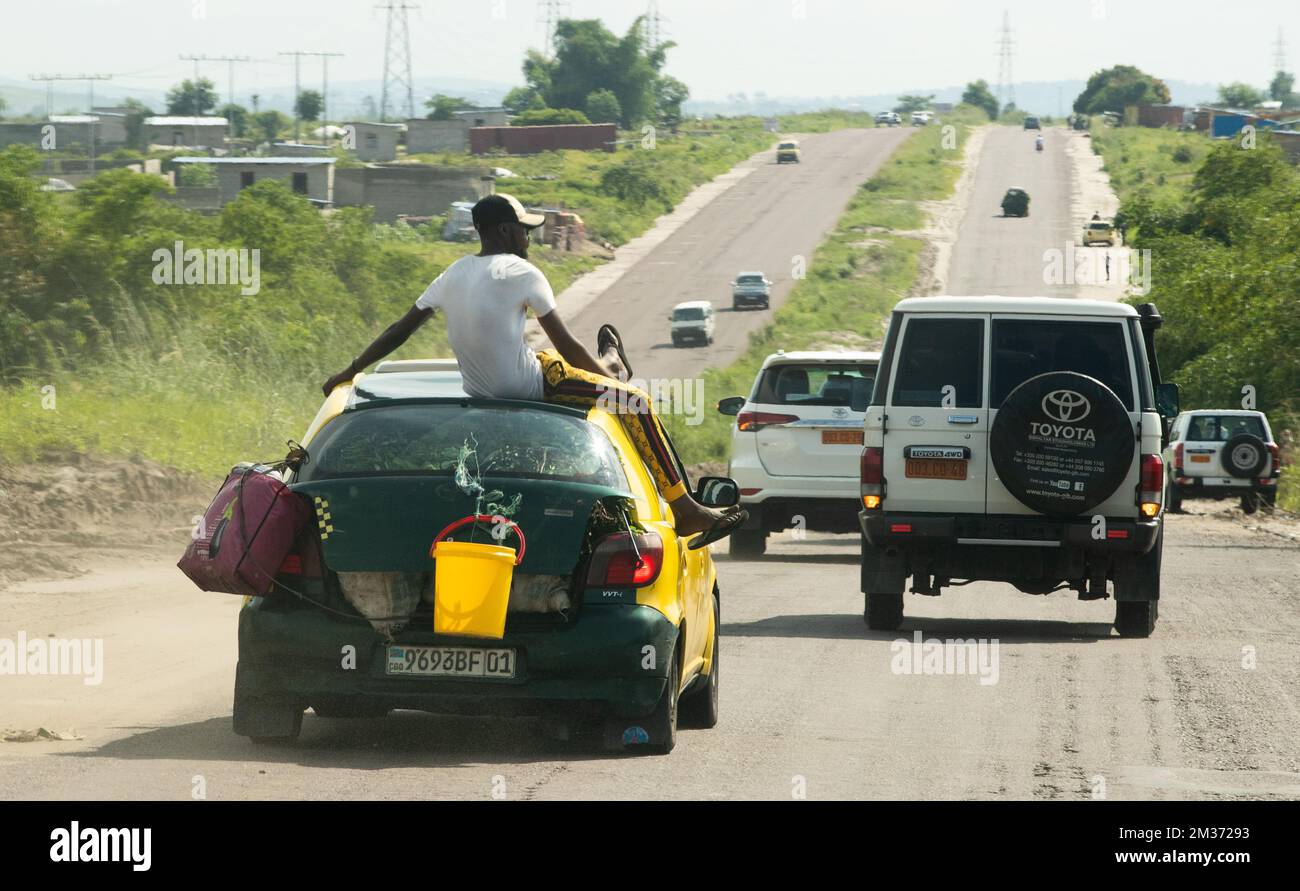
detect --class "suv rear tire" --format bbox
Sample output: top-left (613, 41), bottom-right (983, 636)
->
top-left (729, 528), bottom-right (767, 558)
top-left (1114, 600), bottom-right (1158, 638)
top-left (865, 591), bottom-right (904, 631)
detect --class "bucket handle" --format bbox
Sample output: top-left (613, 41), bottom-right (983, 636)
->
top-left (430, 514), bottom-right (526, 566)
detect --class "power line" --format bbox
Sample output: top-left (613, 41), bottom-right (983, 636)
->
top-left (303, 52), bottom-right (345, 140)
top-left (376, 1), bottom-right (417, 121)
top-left (178, 54), bottom-right (254, 107)
top-left (27, 72), bottom-right (112, 116)
top-left (537, 0), bottom-right (569, 59)
top-left (995, 9), bottom-right (1015, 112)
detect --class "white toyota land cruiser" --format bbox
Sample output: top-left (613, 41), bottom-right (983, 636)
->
top-left (859, 297), bottom-right (1180, 638)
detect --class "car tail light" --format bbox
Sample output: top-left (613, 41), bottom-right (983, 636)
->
top-left (585, 532), bottom-right (664, 588)
top-left (889, 523), bottom-right (912, 533)
top-left (278, 554), bottom-right (303, 575)
top-left (861, 446), bottom-right (884, 510)
top-left (1268, 442), bottom-right (1282, 469)
top-left (1106, 529), bottom-right (1129, 540)
top-left (736, 411), bottom-right (800, 431)
top-left (1139, 453), bottom-right (1163, 517)
top-left (1173, 442), bottom-right (1184, 475)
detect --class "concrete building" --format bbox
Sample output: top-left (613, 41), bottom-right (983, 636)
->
top-left (272, 142), bottom-right (332, 157)
top-left (144, 116), bottom-right (228, 149)
top-left (170, 156), bottom-right (334, 206)
top-left (333, 164), bottom-right (493, 222)
top-left (453, 107), bottom-right (510, 128)
top-left (469, 123), bottom-right (616, 155)
top-left (344, 122), bottom-right (401, 161)
top-left (406, 118), bottom-right (471, 154)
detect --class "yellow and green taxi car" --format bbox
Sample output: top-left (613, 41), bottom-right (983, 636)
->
top-left (232, 360), bottom-right (727, 753)
top-left (1082, 219), bottom-right (1117, 246)
top-left (776, 140), bottom-right (801, 163)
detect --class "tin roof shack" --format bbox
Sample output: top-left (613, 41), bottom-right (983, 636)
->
top-left (1207, 110), bottom-right (1285, 139)
top-left (345, 122), bottom-right (401, 161)
top-left (144, 116), bottom-right (229, 149)
top-left (1133, 104), bottom-right (1186, 128)
top-left (1269, 130), bottom-right (1300, 164)
top-left (171, 157), bottom-right (334, 207)
top-left (406, 118), bottom-right (470, 154)
top-left (334, 164), bottom-right (493, 223)
top-left (470, 123), bottom-right (616, 155)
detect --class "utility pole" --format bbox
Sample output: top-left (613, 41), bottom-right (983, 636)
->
top-left (302, 52), bottom-right (345, 142)
top-left (179, 54), bottom-right (254, 107)
top-left (376, 2), bottom-right (417, 121)
top-left (28, 72), bottom-right (112, 115)
top-left (536, 0), bottom-right (569, 59)
top-left (279, 50), bottom-right (307, 142)
top-left (645, 1), bottom-right (667, 56)
top-left (995, 10), bottom-right (1015, 114)
top-left (1274, 27), bottom-right (1289, 74)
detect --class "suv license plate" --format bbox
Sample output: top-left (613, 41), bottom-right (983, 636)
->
top-left (822, 430), bottom-right (864, 445)
top-left (905, 458), bottom-right (967, 480)
top-left (386, 645), bottom-right (516, 679)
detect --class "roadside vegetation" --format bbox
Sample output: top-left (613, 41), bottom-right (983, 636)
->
top-left (1090, 124), bottom-right (1300, 510)
top-left (663, 106), bottom-right (986, 463)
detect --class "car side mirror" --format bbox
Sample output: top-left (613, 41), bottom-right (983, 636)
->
top-left (717, 396), bottom-right (745, 416)
top-left (850, 378), bottom-right (873, 413)
top-left (695, 476), bottom-right (739, 508)
top-left (1155, 382), bottom-right (1180, 419)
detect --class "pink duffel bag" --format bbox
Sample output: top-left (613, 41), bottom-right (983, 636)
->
top-left (178, 444), bottom-right (311, 597)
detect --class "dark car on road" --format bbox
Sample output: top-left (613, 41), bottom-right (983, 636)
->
top-left (1001, 188), bottom-right (1030, 217)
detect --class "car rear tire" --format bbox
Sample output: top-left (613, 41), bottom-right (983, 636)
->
top-left (1241, 494), bottom-right (1260, 515)
top-left (865, 591), bottom-right (904, 631)
top-left (680, 593), bottom-right (720, 729)
top-left (728, 528), bottom-right (767, 558)
top-left (1114, 600), bottom-right (1158, 638)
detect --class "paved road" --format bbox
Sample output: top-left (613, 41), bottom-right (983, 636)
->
top-left (565, 126), bottom-right (913, 383)
top-left (1, 512), bottom-right (1297, 800)
top-left (948, 126), bottom-right (1079, 297)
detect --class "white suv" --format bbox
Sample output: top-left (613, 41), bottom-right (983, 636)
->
top-left (1163, 410), bottom-right (1281, 514)
top-left (669, 300), bottom-right (715, 347)
top-left (859, 297), bottom-right (1179, 637)
top-left (718, 350), bottom-right (880, 557)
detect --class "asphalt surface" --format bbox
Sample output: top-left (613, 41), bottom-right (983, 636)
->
top-left (3, 124), bottom-right (1299, 800)
top-left (565, 126), bottom-right (913, 382)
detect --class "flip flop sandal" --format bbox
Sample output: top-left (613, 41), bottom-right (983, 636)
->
top-left (597, 324), bottom-right (634, 381)
top-left (688, 509), bottom-right (749, 550)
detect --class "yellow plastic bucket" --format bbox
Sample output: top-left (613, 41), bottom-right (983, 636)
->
top-left (430, 516), bottom-right (525, 640)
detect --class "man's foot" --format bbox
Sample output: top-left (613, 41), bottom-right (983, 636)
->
top-left (672, 499), bottom-right (740, 537)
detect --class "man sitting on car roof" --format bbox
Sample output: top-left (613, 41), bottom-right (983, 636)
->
top-left (323, 193), bottom-right (744, 550)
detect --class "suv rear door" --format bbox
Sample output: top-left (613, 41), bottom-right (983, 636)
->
top-left (984, 312), bottom-right (1143, 517)
top-left (1181, 413), bottom-right (1271, 486)
top-left (880, 314), bottom-right (989, 512)
top-left (752, 360), bottom-right (878, 479)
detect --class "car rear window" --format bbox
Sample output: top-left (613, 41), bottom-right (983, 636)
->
top-left (737, 274), bottom-right (765, 284)
top-left (673, 307), bottom-right (706, 321)
top-left (891, 317), bottom-right (984, 407)
top-left (1185, 415), bottom-right (1267, 441)
top-left (754, 363), bottom-right (876, 407)
top-left (991, 319), bottom-right (1134, 409)
top-left (298, 404), bottom-right (629, 489)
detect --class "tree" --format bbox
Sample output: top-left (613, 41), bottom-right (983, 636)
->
top-left (513, 107), bottom-right (591, 126)
top-left (1073, 65), bottom-right (1170, 114)
top-left (585, 89), bottom-right (622, 124)
top-left (961, 80), bottom-right (999, 120)
top-left (526, 17), bottom-right (663, 128)
top-left (1269, 70), bottom-right (1295, 102)
top-left (655, 75), bottom-right (689, 130)
top-left (1218, 82), bottom-right (1264, 109)
top-left (218, 103), bottom-right (249, 138)
top-left (250, 110), bottom-right (288, 142)
top-left (120, 98), bottom-right (153, 149)
top-left (502, 86), bottom-right (546, 115)
top-left (894, 94), bottom-right (934, 114)
top-left (165, 78), bottom-right (219, 116)
top-left (425, 93), bottom-right (473, 121)
top-left (295, 90), bottom-right (323, 123)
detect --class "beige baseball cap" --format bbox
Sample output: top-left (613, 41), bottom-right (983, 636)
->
top-left (472, 193), bottom-right (546, 229)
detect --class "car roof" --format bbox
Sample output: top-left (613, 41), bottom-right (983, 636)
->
top-left (736, 270), bottom-right (766, 277)
top-left (1179, 409), bottom-right (1268, 418)
top-left (893, 296), bottom-right (1138, 317)
top-left (761, 350), bottom-right (882, 367)
top-left (673, 300), bottom-right (713, 309)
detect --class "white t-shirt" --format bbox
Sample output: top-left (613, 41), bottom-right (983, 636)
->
top-left (414, 254), bottom-right (557, 400)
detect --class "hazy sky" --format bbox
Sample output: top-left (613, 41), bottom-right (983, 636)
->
top-left (3, 0), bottom-right (1296, 101)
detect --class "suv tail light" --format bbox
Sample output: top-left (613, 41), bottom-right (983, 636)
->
top-left (585, 532), bottom-right (664, 588)
top-left (860, 446), bottom-right (884, 510)
top-left (1268, 442), bottom-right (1282, 470)
top-left (1139, 453), bottom-right (1163, 518)
top-left (736, 411), bottom-right (800, 431)
top-left (1173, 442), bottom-right (1184, 475)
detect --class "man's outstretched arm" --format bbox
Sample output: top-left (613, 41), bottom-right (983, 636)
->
top-left (321, 305), bottom-right (433, 395)
top-left (537, 309), bottom-right (611, 378)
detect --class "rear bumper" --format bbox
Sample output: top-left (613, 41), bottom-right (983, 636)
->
top-left (1173, 476), bottom-right (1278, 497)
top-left (860, 511), bottom-right (1160, 555)
top-left (237, 600), bottom-right (676, 719)
top-left (732, 292), bottom-right (769, 305)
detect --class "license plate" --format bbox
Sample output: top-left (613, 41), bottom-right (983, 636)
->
top-left (905, 457), bottom-right (968, 480)
top-left (822, 429), bottom-right (864, 445)
top-left (1190, 455), bottom-right (1211, 463)
top-left (385, 645), bottom-right (516, 679)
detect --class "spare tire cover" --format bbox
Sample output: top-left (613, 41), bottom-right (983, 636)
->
top-left (1220, 433), bottom-right (1267, 478)
top-left (990, 372), bottom-right (1135, 516)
